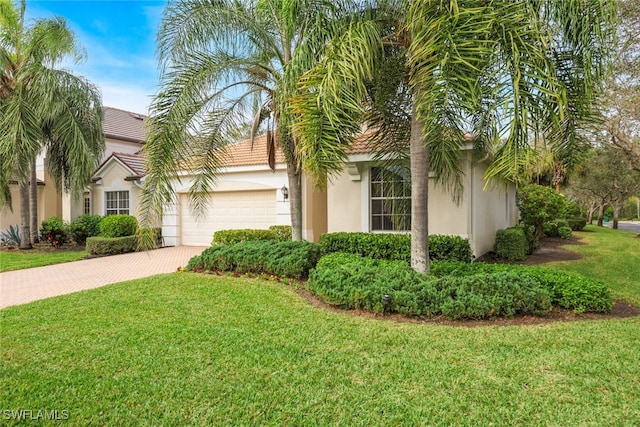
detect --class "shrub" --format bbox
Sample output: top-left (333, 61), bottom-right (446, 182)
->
top-left (513, 224), bottom-right (539, 254)
top-left (318, 232), bottom-right (472, 263)
top-left (435, 272), bottom-right (552, 319)
top-left (186, 240), bottom-right (321, 279)
top-left (268, 225), bottom-right (292, 241)
top-left (429, 261), bottom-right (612, 313)
top-left (494, 228), bottom-right (528, 261)
top-left (212, 229), bottom-right (278, 245)
top-left (309, 254), bottom-right (551, 319)
top-left (69, 214), bottom-right (102, 245)
top-left (544, 219), bottom-right (572, 239)
top-left (99, 215), bottom-right (138, 238)
top-left (566, 217), bottom-right (587, 231)
top-left (86, 235), bottom-right (138, 255)
top-left (516, 184), bottom-right (566, 238)
top-left (40, 216), bottom-right (68, 247)
top-left (308, 253), bottom-right (438, 316)
top-left (0, 225), bottom-right (21, 246)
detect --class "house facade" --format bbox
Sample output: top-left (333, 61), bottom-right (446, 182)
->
top-left (0, 107), bottom-right (147, 232)
top-left (161, 133), bottom-right (518, 257)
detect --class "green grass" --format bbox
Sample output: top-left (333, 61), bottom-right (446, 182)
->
top-left (0, 249), bottom-right (88, 272)
top-left (1, 225), bottom-right (639, 425)
top-left (2, 271), bottom-right (639, 425)
top-left (548, 225), bottom-right (640, 305)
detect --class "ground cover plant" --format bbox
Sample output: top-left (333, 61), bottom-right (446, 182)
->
top-left (1, 273), bottom-right (638, 425)
top-left (0, 248), bottom-right (87, 272)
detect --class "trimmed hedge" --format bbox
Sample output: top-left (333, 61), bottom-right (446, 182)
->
top-left (69, 214), bottom-right (102, 245)
top-left (494, 228), bottom-right (528, 261)
top-left (566, 217), bottom-right (587, 231)
top-left (186, 240), bottom-right (321, 279)
top-left (318, 232), bottom-right (473, 263)
top-left (212, 228), bottom-right (291, 245)
top-left (99, 215), bottom-right (138, 238)
top-left (308, 253), bottom-right (552, 319)
top-left (86, 235), bottom-right (138, 255)
top-left (429, 262), bottom-right (612, 313)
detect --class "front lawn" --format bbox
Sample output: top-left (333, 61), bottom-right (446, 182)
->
top-left (549, 225), bottom-right (640, 305)
top-left (0, 248), bottom-right (87, 272)
top-left (2, 271), bottom-right (639, 425)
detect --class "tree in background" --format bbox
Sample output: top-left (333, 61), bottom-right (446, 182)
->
top-left (568, 147), bottom-right (640, 227)
top-left (139, 0), bottom-right (348, 244)
top-left (292, 0), bottom-right (616, 272)
top-left (0, 0), bottom-right (104, 248)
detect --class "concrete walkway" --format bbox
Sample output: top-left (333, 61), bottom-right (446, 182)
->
top-left (0, 246), bottom-right (207, 309)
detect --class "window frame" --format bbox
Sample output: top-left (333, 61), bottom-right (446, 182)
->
top-left (369, 165), bottom-right (411, 232)
top-left (105, 190), bottom-right (130, 215)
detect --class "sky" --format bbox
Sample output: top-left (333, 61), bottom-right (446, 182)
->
top-left (26, 0), bottom-right (168, 115)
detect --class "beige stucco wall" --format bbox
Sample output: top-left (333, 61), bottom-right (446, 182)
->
top-left (302, 175), bottom-right (327, 242)
top-left (325, 154), bottom-right (517, 257)
top-left (104, 138), bottom-right (143, 157)
top-left (1, 177), bottom-right (60, 233)
top-left (90, 162), bottom-right (142, 219)
top-left (326, 168), bottom-right (364, 232)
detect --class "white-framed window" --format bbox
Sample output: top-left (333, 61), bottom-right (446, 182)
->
top-left (105, 191), bottom-right (129, 215)
top-left (84, 194), bottom-right (92, 215)
top-left (370, 166), bottom-right (411, 231)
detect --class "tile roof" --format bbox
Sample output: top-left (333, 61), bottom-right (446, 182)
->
top-left (103, 107), bottom-right (147, 144)
top-left (223, 133), bottom-right (286, 167)
top-left (95, 152), bottom-right (146, 178)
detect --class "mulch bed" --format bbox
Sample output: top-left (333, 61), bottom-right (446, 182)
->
top-left (296, 234), bottom-right (640, 327)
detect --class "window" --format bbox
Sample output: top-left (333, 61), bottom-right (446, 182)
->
top-left (84, 194), bottom-right (91, 215)
top-left (105, 191), bottom-right (129, 215)
top-left (370, 166), bottom-right (411, 231)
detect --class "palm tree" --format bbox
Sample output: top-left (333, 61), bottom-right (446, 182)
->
top-left (139, 0), bottom-right (347, 243)
top-left (0, 0), bottom-right (104, 249)
top-left (292, 0), bottom-right (615, 272)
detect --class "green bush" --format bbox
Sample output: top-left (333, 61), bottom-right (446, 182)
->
top-left (494, 228), bottom-right (528, 261)
top-left (435, 272), bottom-right (551, 319)
top-left (99, 215), bottom-right (138, 238)
top-left (544, 219), bottom-right (572, 239)
top-left (186, 240), bottom-right (321, 279)
top-left (86, 235), bottom-right (138, 255)
top-left (268, 225), bottom-right (292, 241)
top-left (318, 232), bottom-right (472, 263)
top-left (514, 224), bottom-right (539, 254)
top-left (309, 253), bottom-right (438, 316)
top-left (566, 216), bottom-right (587, 231)
top-left (213, 229), bottom-right (278, 245)
top-left (516, 184), bottom-right (566, 238)
top-left (309, 254), bottom-right (551, 319)
top-left (69, 214), bottom-right (102, 245)
top-left (429, 261), bottom-right (612, 313)
top-left (40, 216), bottom-right (68, 247)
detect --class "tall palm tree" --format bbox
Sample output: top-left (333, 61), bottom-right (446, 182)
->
top-left (0, 0), bottom-right (104, 248)
top-left (139, 0), bottom-right (347, 243)
top-left (292, 0), bottom-right (615, 272)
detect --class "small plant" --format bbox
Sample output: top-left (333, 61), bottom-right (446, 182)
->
top-left (544, 219), bottom-right (572, 239)
top-left (0, 225), bottom-right (21, 246)
top-left (40, 216), bottom-right (68, 247)
top-left (99, 214), bottom-right (138, 238)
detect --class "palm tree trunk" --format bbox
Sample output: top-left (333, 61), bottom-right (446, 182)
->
top-left (287, 165), bottom-right (303, 241)
top-left (410, 109), bottom-right (429, 273)
top-left (30, 158), bottom-right (39, 243)
top-left (19, 181), bottom-right (32, 249)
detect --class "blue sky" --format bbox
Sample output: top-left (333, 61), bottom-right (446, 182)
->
top-left (26, 0), bottom-right (167, 115)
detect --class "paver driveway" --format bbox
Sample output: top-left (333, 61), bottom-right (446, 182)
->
top-left (0, 246), bottom-right (206, 309)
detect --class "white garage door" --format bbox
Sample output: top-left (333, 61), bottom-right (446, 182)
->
top-left (180, 190), bottom-right (276, 246)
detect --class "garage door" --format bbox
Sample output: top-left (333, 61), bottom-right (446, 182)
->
top-left (180, 190), bottom-right (277, 246)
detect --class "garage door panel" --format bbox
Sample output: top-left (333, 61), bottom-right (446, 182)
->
top-left (180, 190), bottom-right (276, 246)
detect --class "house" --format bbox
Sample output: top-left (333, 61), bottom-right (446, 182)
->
top-left (161, 133), bottom-right (518, 257)
top-left (0, 107), bottom-right (147, 231)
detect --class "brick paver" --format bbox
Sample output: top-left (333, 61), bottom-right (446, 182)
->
top-left (0, 246), bottom-right (206, 309)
